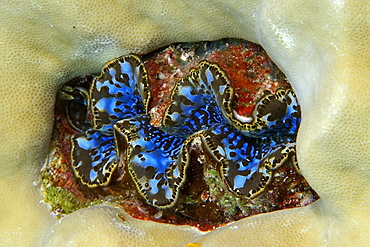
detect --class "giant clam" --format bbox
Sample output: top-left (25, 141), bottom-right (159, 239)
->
top-left (43, 39), bottom-right (317, 229)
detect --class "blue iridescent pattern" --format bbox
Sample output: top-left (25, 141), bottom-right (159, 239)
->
top-left (71, 130), bottom-right (118, 186)
top-left (71, 55), bottom-right (148, 186)
top-left (70, 55), bottom-right (301, 208)
top-left (114, 114), bottom-right (187, 207)
top-left (90, 55), bottom-right (149, 133)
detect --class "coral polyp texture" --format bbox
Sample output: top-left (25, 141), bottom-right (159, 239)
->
top-left (42, 39), bottom-right (318, 230)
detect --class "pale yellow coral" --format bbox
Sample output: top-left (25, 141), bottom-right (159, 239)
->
top-left (0, 0), bottom-right (369, 246)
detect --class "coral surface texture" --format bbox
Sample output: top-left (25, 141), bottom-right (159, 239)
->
top-left (0, 0), bottom-right (369, 246)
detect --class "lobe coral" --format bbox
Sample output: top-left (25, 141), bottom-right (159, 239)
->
top-left (0, 0), bottom-right (369, 246)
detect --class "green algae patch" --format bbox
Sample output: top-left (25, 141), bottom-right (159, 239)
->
top-left (43, 187), bottom-right (88, 215)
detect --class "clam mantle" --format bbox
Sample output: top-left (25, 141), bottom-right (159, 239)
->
top-left (43, 40), bottom-right (317, 230)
